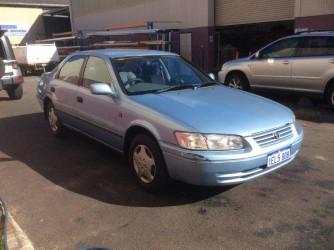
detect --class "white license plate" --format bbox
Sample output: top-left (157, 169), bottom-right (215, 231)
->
top-left (267, 147), bottom-right (291, 167)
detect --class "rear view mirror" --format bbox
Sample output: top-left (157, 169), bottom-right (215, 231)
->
top-left (90, 83), bottom-right (116, 96)
top-left (254, 51), bottom-right (260, 59)
top-left (208, 73), bottom-right (216, 81)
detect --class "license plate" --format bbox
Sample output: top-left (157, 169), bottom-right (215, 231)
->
top-left (267, 147), bottom-right (291, 167)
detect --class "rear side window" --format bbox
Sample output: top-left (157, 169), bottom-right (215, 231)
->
top-left (260, 38), bottom-right (300, 59)
top-left (299, 36), bottom-right (334, 57)
top-left (329, 37), bottom-right (334, 56)
top-left (82, 56), bottom-right (112, 88)
top-left (58, 55), bottom-right (85, 85)
top-left (0, 40), bottom-right (6, 59)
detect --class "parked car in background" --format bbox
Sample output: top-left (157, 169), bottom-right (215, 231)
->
top-left (0, 32), bottom-right (24, 100)
top-left (218, 32), bottom-right (334, 109)
top-left (13, 43), bottom-right (59, 75)
top-left (37, 49), bottom-right (303, 192)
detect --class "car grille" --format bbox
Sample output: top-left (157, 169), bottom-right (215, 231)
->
top-left (251, 124), bottom-right (293, 148)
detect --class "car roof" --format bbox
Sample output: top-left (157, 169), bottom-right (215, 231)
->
top-left (77, 49), bottom-right (178, 59)
top-left (287, 31), bottom-right (334, 39)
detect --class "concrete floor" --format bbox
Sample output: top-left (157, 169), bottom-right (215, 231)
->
top-left (0, 77), bottom-right (333, 250)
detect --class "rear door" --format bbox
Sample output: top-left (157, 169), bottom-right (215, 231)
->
top-left (291, 36), bottom-right (334, 93)
top-left (50, 54), bottom-right (85, 123)
top-left (74, 55), bottom-right (122, 150)
top-left (249, 37), bottom-right (301, 89)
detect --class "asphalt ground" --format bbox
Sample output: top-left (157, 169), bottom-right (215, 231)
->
top-left (0, 77), bottom-right (333, 250)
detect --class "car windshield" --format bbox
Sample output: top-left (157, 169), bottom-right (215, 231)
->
top-left (112, 56), bottom-right (213, 95)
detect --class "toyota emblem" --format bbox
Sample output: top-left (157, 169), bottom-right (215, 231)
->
top-left (273, 132), bottom-right (280, 140)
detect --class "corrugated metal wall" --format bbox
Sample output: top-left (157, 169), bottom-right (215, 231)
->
top-left (215, 0), bottom-right (295, 26)
top-left (295, 0), bottom-right (334, 17)
top-left (71, 0), bottom-right (213, 31)
top-left (71, 0), bottom-right (153, 17)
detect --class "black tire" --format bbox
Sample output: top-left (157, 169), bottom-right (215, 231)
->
top-left (325, 84), bottom-right (334, 110)
top-left (6, 85), bottom-right (23, 100)
top-left (129, 134), bottom-right (171, 192)
top-left (0, 58), bottom-right (5, 78)
top-left (46, 101), bottom-right (65, 137)
top-left (225, 72), bottom-right (250, 91)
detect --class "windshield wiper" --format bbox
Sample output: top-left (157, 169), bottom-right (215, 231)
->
top-left (155, 84), bottom-right (198, 94)
top-left (199, 81), bottom-right (219, 87)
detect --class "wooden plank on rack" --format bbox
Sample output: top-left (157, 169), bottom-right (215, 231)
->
top-left (52, 31), bottom-right (76, 38)
top-left (104, 22), bottom-right (148, 31)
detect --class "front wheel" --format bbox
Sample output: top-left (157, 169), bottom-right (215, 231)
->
top-left (129, 134), bottom-right (171, 192)
top-left (46, 102), bottom-right (64, 137)
top-left (326, 84), bottom-right (334, 110)
top-left (225, 73), bottom-right (250, 91)
top-left (6, 85), bottom-right (23, 100)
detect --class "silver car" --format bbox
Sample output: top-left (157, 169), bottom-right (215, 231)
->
top-left (37, 50), bottom-right (303, 192)
top-left (0, 33), bottom-right (24, 99)
top-left (218, 32), bottom-right (334, 109)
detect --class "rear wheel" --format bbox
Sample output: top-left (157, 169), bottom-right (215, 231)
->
top-left (6, 85), bottom-right (23, 100)
top-left (129, 134), bottom-right (171, 192)
top-left (225, 73), bottom-right (250, 91)
top-left (325, 84), bottom-right (334, 110)
top-left (46, 102), bottom-right (64, 137)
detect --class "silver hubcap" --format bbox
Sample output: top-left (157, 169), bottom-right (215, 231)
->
top-left (133, 144), bottom-right (156, 184)
top-left (331, 91), bottom-right (334, 106)
top-left (48, 106), bottom-right (59, 132)
top-left (228, 78), bottom-right (242, 89)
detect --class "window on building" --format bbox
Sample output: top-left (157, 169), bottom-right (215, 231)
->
top-left (82, 56), bottom-right (112, 88)
top-left (58, 55), bottom-right (85, 85)
top-left (260, 38), bottom-right (300, 59)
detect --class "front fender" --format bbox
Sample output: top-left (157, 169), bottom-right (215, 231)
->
top-left (219, 64), bottom-right (252, 83)
top-left (127, 119), bottom-right (163, 141)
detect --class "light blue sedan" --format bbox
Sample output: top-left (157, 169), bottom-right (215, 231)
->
top-left (37, 49), bottom-right (304, 192)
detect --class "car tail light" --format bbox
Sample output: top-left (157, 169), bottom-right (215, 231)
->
top-left (17, 75), bottom-right (24, 84)
top-left (11, 61), bottom-right (19, 70)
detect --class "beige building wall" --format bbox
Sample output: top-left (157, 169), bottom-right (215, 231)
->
top-left (215, 0), bottom-right (295, 26)
top-left (0, 6), bottom-right (43, 45)
top-left (70, 0), bottom-right (213, 31)
top-left (294, 0), bottom-right (334, 17)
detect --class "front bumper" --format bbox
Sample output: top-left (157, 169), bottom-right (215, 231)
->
top-left (161, 123), bottom-right (304, 186)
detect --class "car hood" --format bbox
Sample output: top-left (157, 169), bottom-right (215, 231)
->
top-left (223, 57), bottom-right (250, 67)
top-left (130, 86), bottom-right (294, 136)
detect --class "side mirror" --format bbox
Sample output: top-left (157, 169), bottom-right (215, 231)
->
top-left (90, 83), bottom-right (116, 96)
top-left (208, 73), bottom-right (216, 81)
top-left (254, 51), bottom-right (260, 60)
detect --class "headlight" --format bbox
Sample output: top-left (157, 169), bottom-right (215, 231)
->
top-left (292, 113), bottom-right (296, 123)
top-left (175, 132), bottom-right (244, 151)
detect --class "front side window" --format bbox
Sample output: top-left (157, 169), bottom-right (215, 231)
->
top-left (112, 56), bottom-right (210, 95)
top-left (299, 36), bottom-right (334, 57)
top-left (58, 55), bottom-right (85, 85)
top-left (260, 38), bottom-right (300, 59)
top-left (82, 56), bottom-right (112, 88)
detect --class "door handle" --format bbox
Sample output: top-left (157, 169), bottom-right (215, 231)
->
top-left (76, 96), bottom-right (83, 103)
top-left (330, 59), bottom-right (334, 64)
top-left (282, 60), bottom-right (290, 65)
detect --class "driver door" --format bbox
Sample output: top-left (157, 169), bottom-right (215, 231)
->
top-left (249, 37), bottom-right (301, 89)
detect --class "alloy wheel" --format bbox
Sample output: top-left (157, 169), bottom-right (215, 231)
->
top-left (133, 144), bottom-right (156, 184)
top-left (48, 105), bottom-right (59, 133)
top-left (228, 77), bottom-right (243, 89)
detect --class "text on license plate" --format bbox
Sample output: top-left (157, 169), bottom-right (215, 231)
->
top-left (267, 147), bottom-right (291, 167)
